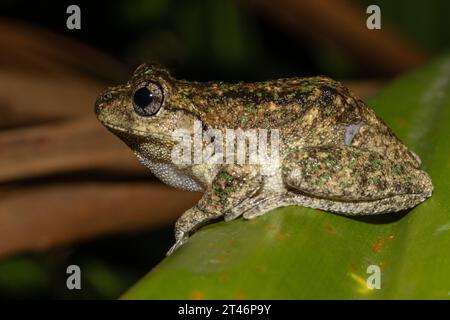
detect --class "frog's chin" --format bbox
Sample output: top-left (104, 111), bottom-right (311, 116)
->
top-left (134, 151), bottom-right (205, 192)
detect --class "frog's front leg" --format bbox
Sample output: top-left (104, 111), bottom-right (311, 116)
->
top-left (167, 164), bottom-right (262, 255)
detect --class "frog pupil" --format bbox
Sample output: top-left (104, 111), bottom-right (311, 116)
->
top-left (133, 87), bottom-right (153, 110)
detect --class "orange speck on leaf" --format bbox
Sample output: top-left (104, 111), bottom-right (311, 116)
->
top-left (371, 239), bottom-right (384, 253)
top-left (395, 118), bottom-right (409, 129)
top-left (255, 264), bottom-right (267, 273)
top-left (324, 225), bottom-right (336, 233)
top-left (219, 273), bottom-right (230, 283)
top-left (233, 292), bottom-right (246, 300)
top-left (275, 233), bottom-right (285, 241)
top-left (191, 291), bottom-right (205, 300)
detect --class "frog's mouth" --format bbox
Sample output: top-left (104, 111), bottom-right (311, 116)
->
top-left (101, 121), bottom-right (174, 142)
top-left (101, 121), bottom-right (149, 137)
top-left (100, 120), bottom-right (177, 157)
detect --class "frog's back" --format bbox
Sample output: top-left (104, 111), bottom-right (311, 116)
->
top-left (175, 75), bottom-right (419, 168)
top-left (176, 76), bottom-right (355, 129)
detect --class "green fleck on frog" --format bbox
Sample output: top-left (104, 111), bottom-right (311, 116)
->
top-left (95, 63), bottom-right (433, 255)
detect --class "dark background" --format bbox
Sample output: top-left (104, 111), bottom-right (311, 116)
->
top-left (4, 0), bottom-right (450, 80)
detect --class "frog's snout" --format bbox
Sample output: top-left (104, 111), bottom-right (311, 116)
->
top-left (95, 89), bottom-right (113, 115)
top-left (95, 89), bottom-right (127, 123)
top-left (94, 97), bottom-right (103, 117)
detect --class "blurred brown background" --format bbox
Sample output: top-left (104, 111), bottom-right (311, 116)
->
top-left (0, 0), bottom-right (448, 298)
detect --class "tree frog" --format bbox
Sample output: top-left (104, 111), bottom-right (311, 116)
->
top-left (95, 64), bottom-right (433, 255)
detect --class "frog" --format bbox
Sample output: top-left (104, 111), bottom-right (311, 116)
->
top-left (95, 63), bottom-right (433, 255)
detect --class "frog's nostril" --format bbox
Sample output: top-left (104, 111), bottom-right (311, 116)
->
top-left (95, 92), bottom-right (111, 115)
top-left (95, 91), bottom-right (113, 110)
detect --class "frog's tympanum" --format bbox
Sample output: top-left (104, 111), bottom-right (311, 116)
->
top-left (95, 64), bottom-right (433, 255)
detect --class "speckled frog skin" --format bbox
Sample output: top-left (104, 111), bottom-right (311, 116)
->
top-left (95, 64), bottom-right (433, 255)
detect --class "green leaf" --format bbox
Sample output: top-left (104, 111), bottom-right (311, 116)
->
top-left (122, 56), bottom-right (450, 299)
top-left (0, 257), bottom-right (51, 297)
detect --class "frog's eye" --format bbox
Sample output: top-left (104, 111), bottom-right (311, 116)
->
top-left (132, 82), bottom-right (164, 116)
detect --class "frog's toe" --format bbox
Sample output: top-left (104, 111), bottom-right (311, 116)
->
top-left (225, 196), bottom-right (263, 221)
top-left (166, 235), bottom-right (188, 256)
top-left (242, 200), bottom-right (285, 220)
top-left (226, 193), bottom-right (284, 220)
top-left (175, 229), bottom-right (186, 242)
top-left (224, 209), bottom-right (243, 222)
